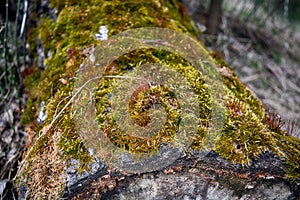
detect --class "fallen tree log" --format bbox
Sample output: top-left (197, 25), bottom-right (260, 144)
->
top-left (17, 0), bottom-right (299, 199)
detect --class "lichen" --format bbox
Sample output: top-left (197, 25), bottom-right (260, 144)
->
top-left (20, 0), bottom-right (299, 197)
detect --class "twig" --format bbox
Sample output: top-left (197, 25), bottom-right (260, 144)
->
top-left (19, 0), bottom-right (28, 37)
top-left (14, 74), bottom-right (146, 179)
top-left (103, 75), bottom-right (153, 86)
top-left (14, 75), bottom-right (101, 180)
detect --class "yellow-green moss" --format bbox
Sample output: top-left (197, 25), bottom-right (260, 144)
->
top-left (94, 48), bottom-right (207, 153)
top-left (22, 0), bottom-right (299, 184)
top-left (22, 0), bottom-right (200, 170)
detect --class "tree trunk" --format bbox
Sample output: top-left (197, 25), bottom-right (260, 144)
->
top-left (206, 0), bottom-right (223, 35)
top-left (17, 0), bottom-right (299, 199)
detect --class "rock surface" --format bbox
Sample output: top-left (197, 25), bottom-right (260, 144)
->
top-left (17, 0), bottom-right (300, 199)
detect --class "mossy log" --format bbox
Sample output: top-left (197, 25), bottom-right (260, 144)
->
top-left (18, 0), bottom-right (299, 199)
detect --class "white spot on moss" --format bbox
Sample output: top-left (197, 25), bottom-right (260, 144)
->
top-left (94, 25), bottom-right (108, 41)
top-left (37, 101), bottom-right (47, 124)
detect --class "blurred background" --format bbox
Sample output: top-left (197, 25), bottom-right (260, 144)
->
top-left (0, 0), bottom-right (299, 199)
top-left (181, 0), bottom-right (300, 137)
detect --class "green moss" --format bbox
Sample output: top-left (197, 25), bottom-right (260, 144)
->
top-left (20, 98), bottom-right (36, 125)
top-left (94, 48), bottom-right (211, 154)
top-left (211, 52), bottom-right (264, 119)
top-left (22, 0), bottom-right (299, 184)
top-left (22, 0), bottom-right (197, 170)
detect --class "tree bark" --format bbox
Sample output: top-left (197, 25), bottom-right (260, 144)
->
top-left (206, 0), bottom-right (223, 35)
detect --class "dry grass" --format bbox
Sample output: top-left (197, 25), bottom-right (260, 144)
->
top-left (23, 130), bottom-right (66, 199)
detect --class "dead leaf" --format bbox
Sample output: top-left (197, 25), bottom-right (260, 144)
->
top-left (59, 78), bottom-right (67, 85)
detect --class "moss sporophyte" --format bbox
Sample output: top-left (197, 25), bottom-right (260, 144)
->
top-left (19, 1), bottom-right (299, 194)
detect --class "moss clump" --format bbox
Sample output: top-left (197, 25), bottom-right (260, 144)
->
top-left (21, 0), bottom-right (200, 175)
top-left (21, 2), bottom-right (299, 196)
top-left (94, 48), bottom-right (208, 154)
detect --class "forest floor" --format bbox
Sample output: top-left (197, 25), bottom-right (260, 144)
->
top-left (0, 1), bottom-right (300, 199)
